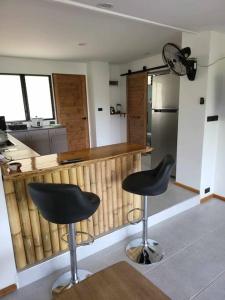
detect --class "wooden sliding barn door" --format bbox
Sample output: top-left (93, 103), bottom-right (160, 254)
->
top-left (127, 73), bottom-right (147, 145)
top-left (53, 74), bottom-right (89, 151)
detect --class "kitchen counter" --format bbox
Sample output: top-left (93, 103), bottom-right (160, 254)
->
top-left (0, 134), bottom-right (39, 161)
top-left (6, 124), bottom-right (64, 132)
top-left (1, 140), bottom-right (151, 270)
top-left (2, 143), bottom-right (150, 179)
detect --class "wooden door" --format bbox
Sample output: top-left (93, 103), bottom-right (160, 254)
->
top-left (52, 74), bottom-right (89, 151)
top-left (127, 73), bottom-right (147, 145)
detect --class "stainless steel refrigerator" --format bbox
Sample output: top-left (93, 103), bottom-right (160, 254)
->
top-left (148, 73), bottom-right (179, 176)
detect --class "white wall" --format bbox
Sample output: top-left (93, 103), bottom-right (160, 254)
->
top-left (87, 61), bottom-right (111, 147)
top-left (176, 32), bottom-right (210, 192)
top-left (0, 56), bottom-right (87, 75)
top-left (0, 170), bottom-right (17, 289)
top-left (109, 64), bottom-right (127, 144)
top-left (177, 31), bottom-right (225, 197)
top-left (200, 32), bottom-right (223, 196)
top-left (210, 33), bottom-right (225, 197)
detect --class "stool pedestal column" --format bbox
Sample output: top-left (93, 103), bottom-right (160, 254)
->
top-left (52, 223), bottom-right (92, 295)
top-left (69, 223), bottom-right (79, 284)
top-left (126, 196), bottom-right (163, 265)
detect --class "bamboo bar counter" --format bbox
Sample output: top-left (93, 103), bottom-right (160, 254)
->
top-left (1, 139), bottom-right (151, 271)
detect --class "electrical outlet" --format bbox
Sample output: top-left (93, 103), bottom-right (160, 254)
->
top-left (205, 187), bottom-right (210, 194)
top-left (200, 97), bottom-right (205, 105)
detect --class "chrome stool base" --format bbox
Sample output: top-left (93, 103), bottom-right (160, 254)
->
top-left (52, 269), bottom-right (92, 295)
top-left (126, 238), bottom-right (163, 265)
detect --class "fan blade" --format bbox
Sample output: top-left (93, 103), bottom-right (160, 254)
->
top-left (162, 43), bottom-right (187, 76)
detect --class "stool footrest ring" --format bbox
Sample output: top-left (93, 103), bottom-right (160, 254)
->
top-left (61, 231), bottom-right (94, 246)
top-left (127, 208), bottom-right (143, 225)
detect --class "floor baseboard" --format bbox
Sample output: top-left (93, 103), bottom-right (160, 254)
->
top-left (213, 194), bottom-right (225, 201)
top-left (0, 284), bottom-right (17, 297)
top-left (201, 193), bottom-right (225, 204)
top-left (200, 194), bottom-right (214, 204)
top-left (174, 182), bottom-right (200, 194)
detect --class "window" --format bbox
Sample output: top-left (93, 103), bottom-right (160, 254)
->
top-left (0, 75), bottom-right (26, 121)
top-left (25, 76), bottom-right (54, 119)
top-left (0, 74), bottom-right (54, 122)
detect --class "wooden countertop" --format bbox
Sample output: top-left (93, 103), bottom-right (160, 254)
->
top-left (2, 143), bottom-right (152, 179)
top-left (1, 134), bottom-right (39, 161)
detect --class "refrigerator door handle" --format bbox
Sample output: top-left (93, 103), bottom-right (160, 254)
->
top-left (152, 108), bottom-right (178, 113)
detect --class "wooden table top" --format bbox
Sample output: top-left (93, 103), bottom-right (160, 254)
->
top-left (54, 261), bottom-right (170, 300)
top-left (2, 143), bottom-right (151, 179)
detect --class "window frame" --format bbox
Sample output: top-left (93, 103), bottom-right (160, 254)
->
top-left (0, 73), bottom-right (55, 122)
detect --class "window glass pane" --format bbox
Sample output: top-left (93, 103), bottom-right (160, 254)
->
top-left (25, 76), bottom-right (53, 119)
top-left (0, 75), bottom-right (26, 121)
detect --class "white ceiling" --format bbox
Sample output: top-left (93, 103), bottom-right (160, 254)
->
top-left (0, 0), bottom-right (181, 63)
top-left (2, 0), bottom-right (225, 63)
top-left (76, 0), bottom-right (225, 32)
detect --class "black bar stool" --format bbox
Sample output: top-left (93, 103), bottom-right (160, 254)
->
top-left (28, 183), bottom-right (100, 295)
top-left (122, 155), bottom-right (175, 265)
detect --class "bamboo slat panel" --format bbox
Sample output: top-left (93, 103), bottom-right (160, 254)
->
top-left (90, 164), bottom-right (99, 236)
top-left (100, 160), bottom-right (109, 232)
top-left (4, 180), bottom-right (26, 269)
top-left (3, 153), bottom-right (142, 270)
top-left (34, 175), bottom-right (53, 258)
top-left (121, 156), bottom-right (128, 224)
top-left (59, 169), bottom-right (70, 249)
top-left (43, 173), bottom-right (60, 254)
top-left (77, 166), bottom-right (88, 242)
top-left (115, 157), bottom-right (123, 227)
top-left (111, 159), bottom-right (119, 228)
top-left (52, 171), bottom-right (68, 250)
top-left (14, 180), bottom-right (36, 264)
top-left (127, 155), bottom-right (134, 221)
top-left (133, 153), bottom-right (142, 220)
top-left (84, 166), bottom-right (94, 238)
top-left (96, 162), bottom-right (104, 234)
top-left (25, 177), bottom-right (44, 261)
top-left (68, 168), bottom-right (82, 244)
top-left (106, 160), bottom-right (113, 229)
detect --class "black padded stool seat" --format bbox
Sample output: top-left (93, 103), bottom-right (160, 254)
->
top-left (122, 154), bottom-right (175, 265)
top-left (28, 183), bottom-right (100, 224)
top-left (122, 155), bottom-right (175, 196)
top-left (28, 182), bottom-right (100, 295)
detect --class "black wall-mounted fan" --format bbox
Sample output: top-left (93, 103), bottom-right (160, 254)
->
top-left (162, 43), bottom-right (197, 81)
